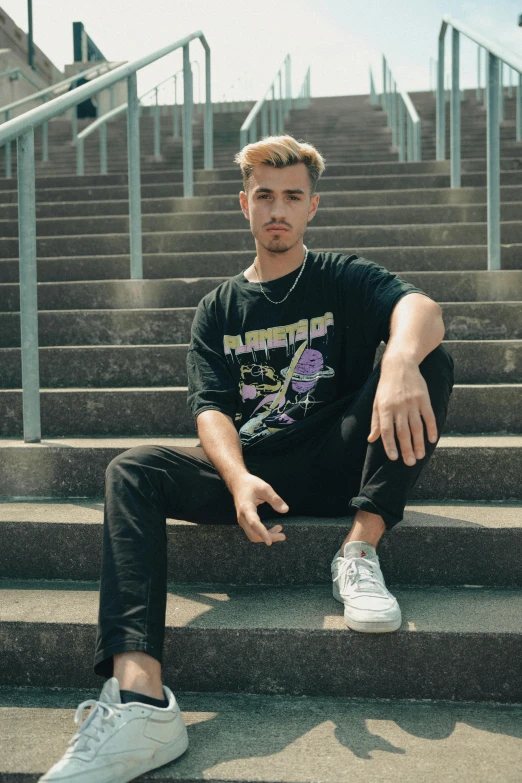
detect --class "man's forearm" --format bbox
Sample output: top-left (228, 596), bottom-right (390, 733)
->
top-left (196, 409), bottom-right (249, 492)
top-left (382, 293), bottom-right (445, 367)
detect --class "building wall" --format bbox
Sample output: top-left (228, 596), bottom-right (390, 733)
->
top-left (0, 5), bottom-right (63, 86)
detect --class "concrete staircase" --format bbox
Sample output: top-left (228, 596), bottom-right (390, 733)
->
top-left (1, 93), bottom-right (522, 781)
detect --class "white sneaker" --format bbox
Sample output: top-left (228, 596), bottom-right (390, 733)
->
top-left (38, 677), bottom-right (189, 783)
top-left (331, 541), bottom-right (402, 632)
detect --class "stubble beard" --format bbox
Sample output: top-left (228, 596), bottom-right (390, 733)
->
top-left (257, 230), bottom-right (304, 256)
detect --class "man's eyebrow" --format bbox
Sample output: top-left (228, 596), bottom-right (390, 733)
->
top-left (253, 187), bottom-right (306, 195)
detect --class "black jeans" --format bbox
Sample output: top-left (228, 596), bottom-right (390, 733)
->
top-left (94, 344), bottom-right (454, 678)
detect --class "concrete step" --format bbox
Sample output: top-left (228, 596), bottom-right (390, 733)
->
top-left (1, 340), bottom-right (520, 388)
top-left (3, 203), bottom-right (522, 238)
top-left (3, 222), bottom-right (522, 257)
top-left (23, 149), bottom-right (521, 177)
top-left (3, 169), bottom-right (522, 206)
top-left (1, 687), bottom-right (521, 783)
top-left (0, 499), bottom-right (520, 586)
top-left (2, 185), bottom-right (522, 221)
top-left (0, 434), bottom-right (520, 498)
top-left (188, 159), bottom-right (517, 181)
top-left (2, 245), bottom-right (521, 283)
top-left (2, 271), bottom-right (522, 312)
top-left (1, 301), bottom-right (520, 348)
top-left (1, 579), bottom-right (521, 701)
top-left (0, 384), bottom-right (520, 437)
top-left (0, 185), bottom-right (515, 220)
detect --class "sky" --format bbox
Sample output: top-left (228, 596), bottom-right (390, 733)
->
top-left (3, 0), bottom-right (522, 103)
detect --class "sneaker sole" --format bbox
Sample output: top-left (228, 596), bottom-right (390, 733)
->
top-left (332, 582), bottom-right (402, 633)
top-left (343, 615), bottom-right (402, 633)
top-left (135, 726), bottom-right (189, 780)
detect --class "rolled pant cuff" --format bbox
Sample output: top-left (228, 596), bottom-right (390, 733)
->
top-left (94, 640), bottom-right (163, 680)
top-left (348, 495), bottom-right (402, 530)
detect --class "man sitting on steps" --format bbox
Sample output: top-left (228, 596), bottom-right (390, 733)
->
top-left (40, 134), bottom-right (454, 783)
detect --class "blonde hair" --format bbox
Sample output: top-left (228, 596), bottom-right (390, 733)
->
top-left (235, 134), bottom-right (326, 194)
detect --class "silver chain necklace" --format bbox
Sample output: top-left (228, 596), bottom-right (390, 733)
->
top-left (253, 245), bottom-right (308, 305)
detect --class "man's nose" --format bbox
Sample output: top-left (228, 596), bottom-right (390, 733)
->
top-left (269, 198), bottom-right (287, 219)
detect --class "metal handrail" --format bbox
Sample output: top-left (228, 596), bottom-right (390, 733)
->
top-left (76, 64), bottom-right (197, 173)
top-left (0, 67), bottom-right (44, 91)
top-left (239, 54), bottom-right (292, 147)
top-left (437, 15), bottom-right (522, 270)
top-left (3, 29), bottom-right (213, 444)
top-left (294, 66), bottom-right (310, 110)
top-left (1, 61), bottom-right (124, 175)
top-left (376, 56), bottom-right (421, 162)
top-left (0, 61), bottom-right (119, 115)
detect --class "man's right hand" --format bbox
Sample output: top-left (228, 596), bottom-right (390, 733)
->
top-left (232, 474), bottom-right (288, 545)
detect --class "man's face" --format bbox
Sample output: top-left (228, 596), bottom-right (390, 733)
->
top-left (239, 162), bottom-right (319, 254)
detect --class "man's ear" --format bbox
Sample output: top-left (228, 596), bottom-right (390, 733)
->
top-left (239, 190), bottom-right (250, 220)
top-left (307, 193), bottom-right (320, 223)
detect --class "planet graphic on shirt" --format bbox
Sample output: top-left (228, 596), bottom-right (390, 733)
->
top-left (281, 348), bottom-right (335, 393)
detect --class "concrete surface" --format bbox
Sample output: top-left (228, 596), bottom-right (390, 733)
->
top-left (0, 582), bottom-right (521, 700)
top-left (0, 500), bottom-right (521, 585)
top-left (1, 689), bottom-right (521, 782)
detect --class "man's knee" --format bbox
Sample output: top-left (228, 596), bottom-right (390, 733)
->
top-left (105, 446), bottom-right (159, 485)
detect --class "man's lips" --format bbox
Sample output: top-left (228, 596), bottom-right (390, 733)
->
top-left (265, 225), bottom-right (289, 232)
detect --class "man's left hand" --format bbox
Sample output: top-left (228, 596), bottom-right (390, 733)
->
top-left (368, 354), bottom-right (438, 465)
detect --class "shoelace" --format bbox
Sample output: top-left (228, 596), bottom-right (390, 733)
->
top-left (66, 699), bottom-right (123, 754)
top-left (333, 557), bottom-right (385, 595)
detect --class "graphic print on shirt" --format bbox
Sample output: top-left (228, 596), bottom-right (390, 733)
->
top-left (224, 312), bottom-right (335, 444)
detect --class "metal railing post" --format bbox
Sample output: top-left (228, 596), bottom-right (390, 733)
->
top-left (436, 34), bottom-right (445, 159)
top-left (41, 122), bottom-right (48, 162)
top-left (17, 129), bottom-right (41, 443)
top-left (508, 67), bottom-right (513, 99)
top-left (476, 46), bottom-right (482, 101)
top-left (278, 69), bottom-right (284, 131)
top-left (173, 75), bottom-right (179, 136)
top-left (407, 115), bottom-right (413, 161)
top-left (193, 59), bottom-right (202, 115)
top-left (381, 55), bottom-right (387, 108)
top-left (182, 43), bottom-right (194, 197)
top-left (499, 61), bottom-right (504, 122)
top-left (5, 109), bottom-right (12, 177)
top-left (391, 81), bottom-right (398, 146)
top-left (261, 101), bottom-right (269, 136)
top-left (270, 85), bottom-right (276, 133)
top-left (127, 71), bottom-right (143, 279)
top-left (415, 120), bottom-right (422, 161)
top-left (369, 68), bottom-right (378, 105)
top-left (487, 52), bottom-right (501, 270)
top-left (450, 26), bottom-right (461, 187)
top-left (249, 116), bottom-right (257, 143)
top-left (76, 137), bottom-right (84, 175)
top-left (285, 55), bottom-right (292, 118)
top-left (515, 73), bottom-right (522, 141)
top-left (398, 97), bottom-right (405, 161)
top-left (72, 104), bottom-right (78, 142)
top-left (100, 122), bottom-right (108, 174)
top-left (204, 43), bottom-right (213, 169)
top-left (385, 66), bottom-right (392, 125)
top-left (154, 88), bottom-right (161, 159)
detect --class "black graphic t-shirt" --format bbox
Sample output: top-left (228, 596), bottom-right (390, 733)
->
top-left (187, 252), bottom-right (430, 447)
